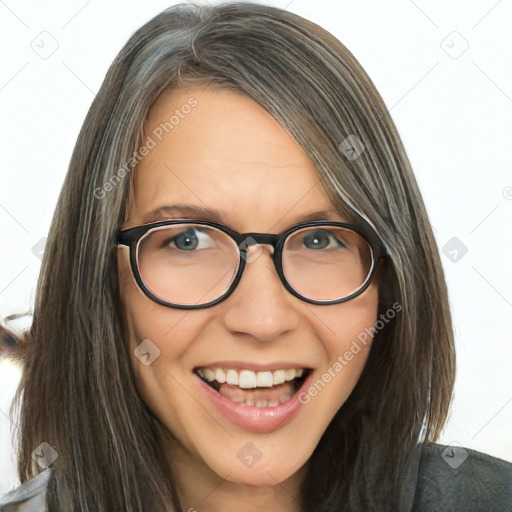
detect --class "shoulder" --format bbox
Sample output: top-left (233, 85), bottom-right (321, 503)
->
top-left (0, 468), bottom-right (53, 511)
top-left (412, 442), bottom-right (512, 512)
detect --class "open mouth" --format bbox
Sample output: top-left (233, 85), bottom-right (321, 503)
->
top-left (194, 366), bottom-right (312, 407)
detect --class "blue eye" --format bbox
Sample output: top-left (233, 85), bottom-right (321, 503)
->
top-left (302, 230), bottom-right (346, 250)
top-left (167, 228), bottom-right (215, 251)
top-left (172, 229), bottom-right (199, 250)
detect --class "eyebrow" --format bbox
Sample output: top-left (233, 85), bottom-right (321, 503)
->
top-left (141, 205), bottom-right (224, 224)
top-left (141, 204), bottom-right (346, 226)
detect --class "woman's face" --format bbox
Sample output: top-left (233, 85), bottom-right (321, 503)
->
top-left (117, 87), bottom-right (379, 491)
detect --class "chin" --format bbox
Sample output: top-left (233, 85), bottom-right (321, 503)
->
top-left (200, 436), bottom-right (313, 488)
top-left (222, 458), bottom-right (306, 487)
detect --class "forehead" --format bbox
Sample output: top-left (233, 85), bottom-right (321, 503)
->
top-left (126, 87), bottom-right (343, 231)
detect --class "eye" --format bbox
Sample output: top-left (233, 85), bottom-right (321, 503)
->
top-left (302, 230), bottom-right (346, 250)
top-left (168, 228), bottom-right (213, 251)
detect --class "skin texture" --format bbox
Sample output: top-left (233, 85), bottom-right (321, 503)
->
top-left (117, 87), bottom-right (379, 512)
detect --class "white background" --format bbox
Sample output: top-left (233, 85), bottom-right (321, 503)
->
top-left (1, 0), bottom-right (511, 495)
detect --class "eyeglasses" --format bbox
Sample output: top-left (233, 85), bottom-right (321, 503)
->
top-left (117, 218), bottom-right (388, 309)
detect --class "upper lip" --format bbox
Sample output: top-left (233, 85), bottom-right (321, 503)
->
top-left (194, 361), bottom-right (313, 372)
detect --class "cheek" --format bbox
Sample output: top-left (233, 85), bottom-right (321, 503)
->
top-left (117, 249), bottom-right (190, 389)
top-left (301, 284), bottom-right (379, 411)
top-left (311, 283), bottom-right (379, 352)
top-left (117, 284), bottom-right (190, 439)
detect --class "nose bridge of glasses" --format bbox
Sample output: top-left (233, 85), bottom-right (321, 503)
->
top-left (239, 233), bottom-right (279, 254)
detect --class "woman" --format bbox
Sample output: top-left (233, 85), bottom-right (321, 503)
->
top-left (1, 2), bottom-right (510, 511)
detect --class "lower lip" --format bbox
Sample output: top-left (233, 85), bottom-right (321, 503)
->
top-left (194, 372), bottom-right (314, 433)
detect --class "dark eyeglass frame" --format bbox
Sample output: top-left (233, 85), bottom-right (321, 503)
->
top-left (117, 218), bottom-right (389, 309)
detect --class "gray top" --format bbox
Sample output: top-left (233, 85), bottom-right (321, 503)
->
top-left (0, 468), bottom-right (52, 512)
top-left (411, 444), bottom-right (512, 511)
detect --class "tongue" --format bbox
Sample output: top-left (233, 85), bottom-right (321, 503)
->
top-left (218, 381), bottom-right (295, 404)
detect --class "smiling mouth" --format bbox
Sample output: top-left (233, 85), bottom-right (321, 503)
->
top-left (194, 366), bottom-right (312, 407)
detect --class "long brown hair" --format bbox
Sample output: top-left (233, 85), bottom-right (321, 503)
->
top-left (9, 3), bottom-right (455, 510)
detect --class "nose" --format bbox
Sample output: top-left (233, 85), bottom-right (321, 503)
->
top-left (222, 245), bottom-right (301, 342)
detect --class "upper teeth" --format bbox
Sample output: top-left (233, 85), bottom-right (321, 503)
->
top-left (197, 367), bottom-right (304, 389)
